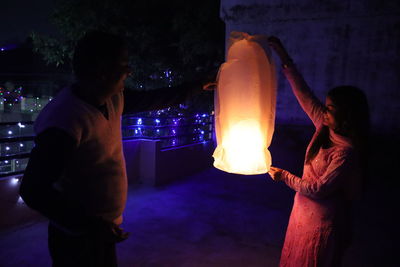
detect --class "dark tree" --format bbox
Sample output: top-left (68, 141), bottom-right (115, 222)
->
top-left (32, 0), bottom-right (225, 88)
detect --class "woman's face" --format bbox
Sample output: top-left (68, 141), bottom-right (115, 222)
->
top-left (323, 97), bottom-right (338, 130)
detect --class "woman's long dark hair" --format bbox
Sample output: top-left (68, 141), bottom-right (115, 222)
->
top-left (305, 86), bottom-right (370, 165)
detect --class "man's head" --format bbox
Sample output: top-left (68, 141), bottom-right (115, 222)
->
top-left (73, 31), bottom-right (131, 97)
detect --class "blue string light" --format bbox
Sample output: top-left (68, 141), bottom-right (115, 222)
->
top-left (122, 108), bottom-right (213, 149)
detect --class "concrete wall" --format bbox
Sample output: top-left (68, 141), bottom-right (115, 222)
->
top-left (221, 0), bottom-right (400, 132)
top-left (123, 139), bottom-right (214, 186)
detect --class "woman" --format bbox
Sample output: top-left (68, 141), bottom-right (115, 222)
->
top-left (267, 37), bottom-right (369, 267)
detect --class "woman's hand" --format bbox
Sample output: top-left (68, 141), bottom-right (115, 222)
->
top-left (267, 36), bottom-right (292, 65)
top-left (268, 166), bottom-right (285, 182)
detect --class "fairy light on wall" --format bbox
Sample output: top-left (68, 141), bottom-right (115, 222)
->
top-left (0, 86), bottom-right (23, 108)
top-left (122, 108), bottom-right (213, 149)
top-left (20, 95), bottom-right (52, 113)
top-left (10, 177), bottom-right (19, 186)
top-left (17, 196), bottom-right (24, 204)
top-left (0, 85), bottom-right (52, 113)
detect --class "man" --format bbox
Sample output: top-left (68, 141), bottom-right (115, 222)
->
top-left (20, 31), bottom-right (208, 267)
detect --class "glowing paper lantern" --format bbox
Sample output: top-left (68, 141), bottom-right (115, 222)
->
top-left (213, 32), bottom-right (277, 175)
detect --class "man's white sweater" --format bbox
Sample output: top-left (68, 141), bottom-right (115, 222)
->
top-left (34, 87), bottom-right (127, 225)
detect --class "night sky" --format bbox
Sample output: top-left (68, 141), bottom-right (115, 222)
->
top-left (0, 0), bottom-right (55, 47)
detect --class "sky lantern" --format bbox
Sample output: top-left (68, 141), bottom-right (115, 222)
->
top-left (213, 32), bottom-right (277, 175)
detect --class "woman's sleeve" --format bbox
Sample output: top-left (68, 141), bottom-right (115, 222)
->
top-left (283, 64), bottom-right (325, 127)
top-left (281, 149), bottom-right (354, 199)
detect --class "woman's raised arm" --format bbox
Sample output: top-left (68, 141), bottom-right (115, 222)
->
top-left (268, 36), bottom-right (325, 127)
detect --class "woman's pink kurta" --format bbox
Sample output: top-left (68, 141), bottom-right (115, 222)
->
top-left (279, 65), bottom-right (361, 267)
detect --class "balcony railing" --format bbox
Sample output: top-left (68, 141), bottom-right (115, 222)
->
top-left (0, 121), bottom-right (34, 178)
top-left (122, 111), bottom-right (213, 149)
top-left (0, 109), bottom-right (213, 178)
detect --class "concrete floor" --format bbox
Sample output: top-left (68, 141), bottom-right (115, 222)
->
top-left (0, 126), bottom-right (397, 267)
top-left (0, 169), bottom-right (289, 267)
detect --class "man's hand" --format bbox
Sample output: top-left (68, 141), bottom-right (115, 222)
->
top-left (90, 217), bottom-right (130, 243)
top-left (203, 82), bottom-right (217, 91)
top-left (268, 166), bottom-right (285, 182)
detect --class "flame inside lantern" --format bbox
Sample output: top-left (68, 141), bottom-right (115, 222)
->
top-left (214, 119), bottom-right (271, 174)
top-left (213, 32), bottom-right (276, 175)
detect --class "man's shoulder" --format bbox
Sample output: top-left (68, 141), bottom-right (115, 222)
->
top-left (34, 87), bottom-right (93, 141)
